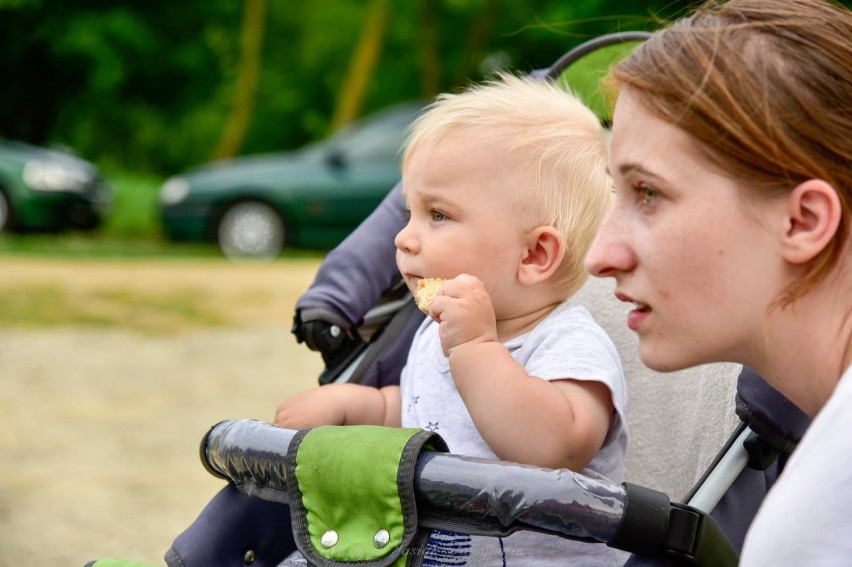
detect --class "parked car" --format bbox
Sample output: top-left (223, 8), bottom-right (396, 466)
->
top-left (0, 140), bottom-right (111, 233)
top-left (159, 101), bottom-right (425, 259)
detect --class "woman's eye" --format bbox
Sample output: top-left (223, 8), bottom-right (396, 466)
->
top-left (430, 210), bottom-right (448, 222)
top-left (400, 207), bottom-right (411, 221)
top-left (637, 183), bottom-right (659, 206)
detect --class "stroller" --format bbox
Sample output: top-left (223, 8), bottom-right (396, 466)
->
top-left (88, 32), bottom-right (810, 567)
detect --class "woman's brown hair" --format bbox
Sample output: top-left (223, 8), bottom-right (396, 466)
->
top-left (611, 0), bottom-right (852, 304)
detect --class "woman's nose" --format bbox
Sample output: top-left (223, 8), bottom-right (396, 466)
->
top-left (585, 214), bottom-right (636, 278)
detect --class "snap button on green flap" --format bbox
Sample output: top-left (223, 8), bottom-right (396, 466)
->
top-left (374, 529), bottom-right (390, 548)
top-left (321, 530), bottom-right (339, 548)
top-left (289, 427), bottom-right (449, 565)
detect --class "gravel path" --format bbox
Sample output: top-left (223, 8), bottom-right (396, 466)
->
top-left (0, 258), bottom-right (326, 566)
top-left (0, 257), bottom-right (742, 566)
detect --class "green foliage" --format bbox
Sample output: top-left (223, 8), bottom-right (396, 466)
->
top-left (555, 38), bottom-right (647, 122)
top-left (0, 0), bottom-right (241, 172)
top-left (0, 0), bottom-right (700, 176)
top-left (98, 168), bottom-right (166, 239)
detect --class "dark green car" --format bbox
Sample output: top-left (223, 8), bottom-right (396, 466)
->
top-left (0, 140), bottom-right (111, 233)
top-left (159, 101), bottom-right (425, 259)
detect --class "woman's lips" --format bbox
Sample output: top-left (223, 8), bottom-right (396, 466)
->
top-left (627, 305), bottom-right (651, 331)
top-left (616, 291), bottom-right (651, 331)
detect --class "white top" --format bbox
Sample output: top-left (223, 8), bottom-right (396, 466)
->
top-left (740, 364), bottom-right (852, 565)
top-left (400, 301), bottom-right (628, 566)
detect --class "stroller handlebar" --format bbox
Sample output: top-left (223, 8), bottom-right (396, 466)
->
top-left (201, 419), bottom-right (737, 567)
top-left (201, 419), bottom-right (625, 542)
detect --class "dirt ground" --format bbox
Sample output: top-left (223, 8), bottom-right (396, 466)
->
top-left (0, 256), bottom-right (327, 566)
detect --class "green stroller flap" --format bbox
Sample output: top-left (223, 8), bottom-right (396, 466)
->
top-left (286, 426), bottom-right (447, 567)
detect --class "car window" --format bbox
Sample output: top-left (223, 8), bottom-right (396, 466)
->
top-left (331, 106), bottom-right (419, 165)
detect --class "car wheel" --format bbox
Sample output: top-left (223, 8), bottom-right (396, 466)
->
top-left (217, 200), bottom-right (285, 261)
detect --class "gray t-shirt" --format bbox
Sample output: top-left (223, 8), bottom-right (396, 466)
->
top-left (401, 301), bottom-right (628, 566)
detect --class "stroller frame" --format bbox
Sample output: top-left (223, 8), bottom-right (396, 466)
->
top-left (198, 418), bottom-right (738, 566)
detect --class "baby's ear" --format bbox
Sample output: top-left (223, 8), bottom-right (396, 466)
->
top-left (781, 179), bottom-right (842, 264)
top-left (518, 226), bottom-right (565, 286)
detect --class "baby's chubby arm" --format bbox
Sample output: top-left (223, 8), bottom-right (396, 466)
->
top-left (431, 275), bottom-right (613, 471)
top-left (274, 384), bottom-right (401, 428)
top-left (455, 366), bottom-right (614, 471)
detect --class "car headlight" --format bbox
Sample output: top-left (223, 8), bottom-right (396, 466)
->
top-left (160, 176), bottom-right (190, 205)
top-left (22, 160), bottom-right (89, 192)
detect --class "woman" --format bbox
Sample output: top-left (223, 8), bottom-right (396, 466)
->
top-left (585, 0), bottom-right (852, 563)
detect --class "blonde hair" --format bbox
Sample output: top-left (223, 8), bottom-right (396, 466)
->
top-left (610, 0), bottom-right (852, 305)
top-left (402, 73), bottom-right (611, 297)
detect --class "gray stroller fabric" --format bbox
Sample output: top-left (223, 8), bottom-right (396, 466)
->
top-left (166, 483), bottom-right (294, 567)
top-left (734, 367), bottom-right (811, 457)
top-left (294, 182), bottom-right (420, 388)
top-left (296, 182), bottom-right (408, 330)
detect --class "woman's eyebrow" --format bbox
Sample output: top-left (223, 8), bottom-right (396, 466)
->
top-left (616, 162), bottom-right (643, 176)
top-left (615, 161), bottom-right (664, 181)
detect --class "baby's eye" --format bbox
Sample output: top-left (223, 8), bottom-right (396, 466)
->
top-left (430, 210), bottom-right (448, 222)
top-left (400, 207), bottom-right (411, 221)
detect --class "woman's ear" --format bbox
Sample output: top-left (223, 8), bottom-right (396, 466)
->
top-left (518, 226), bottom-right (566, 286)
top-left (781, 179), bottom-right (842, 264)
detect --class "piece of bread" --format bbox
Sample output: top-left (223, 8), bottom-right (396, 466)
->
top-left (415, 278), bottom-right (446, 313)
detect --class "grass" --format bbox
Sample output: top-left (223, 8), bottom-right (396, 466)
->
top-left (0, 233), bottom-right (224, 259)
top-left (0, 282), bottom-right (230, 333)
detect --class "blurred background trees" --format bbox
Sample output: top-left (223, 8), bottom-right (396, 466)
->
top-left (1, 0), bottom-right (702, 175)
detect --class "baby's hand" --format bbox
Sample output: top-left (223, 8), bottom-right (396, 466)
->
top-left (274, 387), bottom-right (345, 428)
top-left (415, 278), bottom-right (446, 313)
top-left (430, 274), bottom-right (498, 356)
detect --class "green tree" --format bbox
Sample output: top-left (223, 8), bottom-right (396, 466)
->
top-left (11, 0), bottom-right (838, 174)
top-left (330, 0), bottom-right (392, 132)
top-left (211, 0), bottom-right (267, 160)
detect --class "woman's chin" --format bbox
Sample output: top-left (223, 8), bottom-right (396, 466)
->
top-left (638, 345), bottom-right (693, 373)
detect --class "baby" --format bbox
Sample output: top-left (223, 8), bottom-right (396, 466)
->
top-left (277, 73), bottom-right (627, 566)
